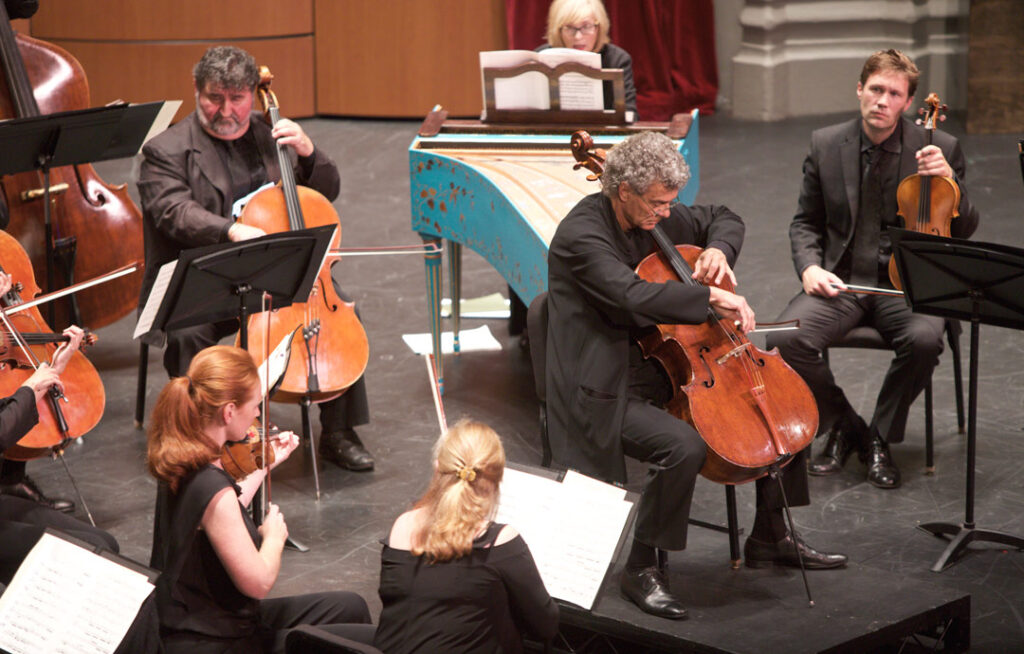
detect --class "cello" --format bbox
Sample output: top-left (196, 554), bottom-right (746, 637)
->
top-left (0, 2), bottom-right (145, 329)
top-left (570, 131), bottom-right (818, 485)
top-left (887, 93), bottom-right (960, 290)
top-left (237, 67), bottom-right (369, 405)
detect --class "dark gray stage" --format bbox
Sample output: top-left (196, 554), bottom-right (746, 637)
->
top-left (28, 111), bottom-right (1023, 652)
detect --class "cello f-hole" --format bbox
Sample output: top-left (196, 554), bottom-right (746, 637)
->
top-left (698, 346), bottom-right (715, 388)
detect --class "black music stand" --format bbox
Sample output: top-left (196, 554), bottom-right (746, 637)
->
top-left (135, 226), bottom-right (335, 553)
top-left (891, 228), bottom-right (1024, 571)
top-left (0, 102), bottom-right (166, 324)
top-left (135, 226), bottom-right (335, 347)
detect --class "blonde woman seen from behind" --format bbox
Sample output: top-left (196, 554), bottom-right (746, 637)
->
top-left (374, 420), bottom-right (559, 653)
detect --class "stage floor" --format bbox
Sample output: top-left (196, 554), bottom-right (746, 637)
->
top-left (27, 112), bottom-right (1024, 652)
top-left (560, 556), bottom-right (969, 652)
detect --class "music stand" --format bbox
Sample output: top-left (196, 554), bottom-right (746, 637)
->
top-left (135, 225), bottom-right (335, 348)
top-left (0, 102), bottom-right (166, 324)
top-left (891, 228), bottom-right (1024, 571)
top-left (135, 225), bottom-right (335, 553)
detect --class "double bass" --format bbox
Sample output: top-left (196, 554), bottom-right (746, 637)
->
top-left (570, 131), bottom-right (818, 485)
top-left (0, 2), bottom-right (144, 329)
top-left (238, 67), bottom-right (369, 405)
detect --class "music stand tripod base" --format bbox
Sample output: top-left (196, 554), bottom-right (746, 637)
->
top-left (918, 521), bottom-right (1024, 572)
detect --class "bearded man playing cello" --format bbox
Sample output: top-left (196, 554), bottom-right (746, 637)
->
top-left (137, 45), bottom-right (374, 472)
top-left (545, 132), bottom-right (846, 621)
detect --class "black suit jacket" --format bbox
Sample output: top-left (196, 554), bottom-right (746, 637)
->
top-left (545, 193), bottom-right (744, 483)
top-left (789, 116), bottom-right (979, 279)
top-left (0, 387), bottom-right (38, 452)
top-left (136, 112), bottom-right (341, 320)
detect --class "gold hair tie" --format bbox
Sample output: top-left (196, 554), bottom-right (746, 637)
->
top-left (457, 466), bottom-right (476, 482)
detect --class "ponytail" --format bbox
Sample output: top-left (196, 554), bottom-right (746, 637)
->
top-left (412, 420), bottom-right (506, 562)
top-left (146, 346), bottom-right (259, 492)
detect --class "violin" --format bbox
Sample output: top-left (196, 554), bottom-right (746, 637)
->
top-left (570, 131), bottom-right (818, 484)
top-left (220, 422), bottom-right (279, 481)
top-left (0, 3), bottom-right (145, 329)
top-left (0, 229), bottom-right (104, 460)
top-left (236, 66), bottom-right (369, 404)
top-left (888, 93), bottom-right (960, 290)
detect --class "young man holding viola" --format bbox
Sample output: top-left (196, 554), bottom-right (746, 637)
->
top-left (767, 50), bottom-right (980, 490)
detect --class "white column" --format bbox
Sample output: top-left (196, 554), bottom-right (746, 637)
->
top-left (729, 0), bottom-right (969, 120)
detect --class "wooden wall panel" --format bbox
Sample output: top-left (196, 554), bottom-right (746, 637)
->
top-left (43, 38), bottom-right (314, 122)
top-left (29, 0), bottom-right (312, 40)
top-left (315, 0), bottom-right (507, 118)
top-left (25, 1), bottom-right (315, 120)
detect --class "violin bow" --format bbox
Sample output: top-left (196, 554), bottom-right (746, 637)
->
top-left (425, 353), bottom-right (448, 433)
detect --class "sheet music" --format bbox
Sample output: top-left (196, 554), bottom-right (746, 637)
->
top-left (258, 328), bottom-right (297, 395)
top-left (479, 50), bottom-right (550, 111)
top-left (140, 99), bottom-right (182, 146)
top-left (133, 258), bottom-right (177, 340)
top-left (496, 467), bottom-right (633, 609)
top-left (401, 325), bottom-right (502, 355)
top-left (536, 48), bottom-right (602, 111)
top-left (0, 533), bottom-right (154, 654)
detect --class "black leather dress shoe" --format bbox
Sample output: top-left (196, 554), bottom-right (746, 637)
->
top-left (620, 566), bottom-right (688, 620)
top-left (0, 475), bottom-right (75, 513)
top-left (744, 532), bottom-right (847, 570)
top-left (866, 436), bottom-right (901, 489)
top-left (808, 417), bottom-right (867, 476)
top-left (319, 429), bottom-right (374, 471)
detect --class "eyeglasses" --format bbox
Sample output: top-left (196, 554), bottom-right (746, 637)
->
top-left (637, 194), bottom-right (681, 215)
top-left (561, 22), bottom-right (598, 36)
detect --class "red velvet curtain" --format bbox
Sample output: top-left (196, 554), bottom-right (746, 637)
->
top-left (504, 0), bottom-right (718, 120)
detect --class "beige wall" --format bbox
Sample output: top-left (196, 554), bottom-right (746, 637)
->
top-left (719, 0), bottom-right (970, 121)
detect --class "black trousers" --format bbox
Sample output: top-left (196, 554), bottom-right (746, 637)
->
top-left (621, 401), bottom-right (810, 552)
top-left (161, 591), bottom-right (372, 654)
top-left (162, 265), bottom-right (370, 434)
top-left (766, 291), bottom-right (944, 444)
top-left (0, 495), bottom-right (119, 584)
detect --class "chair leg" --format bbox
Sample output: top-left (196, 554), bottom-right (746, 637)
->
top-left (539, 403), bottom-right (552, 468)
top-left (134, 342), bottom-right (149, 429)
top-left (726, 485), bottom-right (741, 569)
top-left (947, 326), bottom-right (966, 434)
top-left (925, 378), bottom-right (935, 475)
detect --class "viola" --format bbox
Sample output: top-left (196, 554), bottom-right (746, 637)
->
top-left (887, 93), bottom-right (960, 290)
top-left (236, 66), bottom-right (369, 404)
top-left (220, 422), bottom-right (279, 481)
top-left (0, 3), bottom-right (145, 329)
top-left (570, 131), bottom-right (818, 484)
top-left (0, 229), bottom-right (105, 460)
